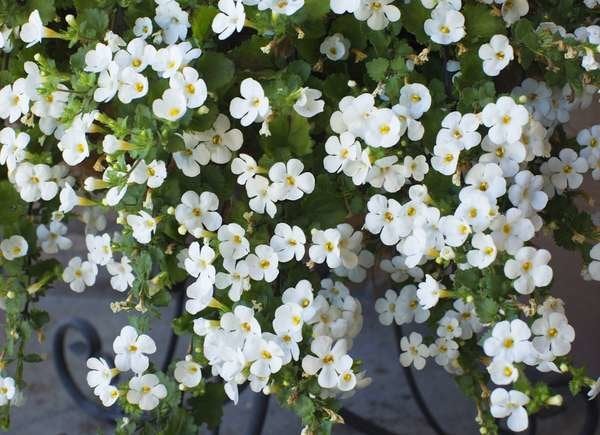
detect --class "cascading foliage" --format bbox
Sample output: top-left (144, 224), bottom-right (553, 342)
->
top-left (0, 0), bottom-right (600, 433)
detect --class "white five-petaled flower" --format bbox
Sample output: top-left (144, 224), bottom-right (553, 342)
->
top-left (229, 78), bottom-right (270, 126)
top-left (490, 388), bottom-right (530, 432)
top-left (269, 159), bottom-right (315, 201)
top-left (246, 244), bottom-right (279, 282)
top-left (62, 256), bottom-right (98, 293)
top-left (127, 374), bottom-right (167, 411)
top-left (504, 247), bottom-right (553, 294)
top-left (113, 325), bottom-right (156, 374)
top-left (479, 35), bottom-right (514, 77)
top-left (481, 97), bottom-right (529, 145)
top-left (127, 210), bottom-right (157, 244)
top-left (174, 355), bottom-right (203, 388)
top-left (301, 336), bottom-right (350, 388)
top-left (483, 319), bottom-right (532, 363)
top-left (399, 332), bottom-right (429, 370)
top-left (212, 0), bottom-right (246, 40)
top-left (0, 235), bottom-right (28, 261)
top-left (531, 312), bottom-right (575, 357)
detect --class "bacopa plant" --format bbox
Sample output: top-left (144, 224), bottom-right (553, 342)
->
top-left (0, 0), bottom-right (599, 433)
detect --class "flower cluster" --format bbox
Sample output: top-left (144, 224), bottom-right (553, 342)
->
top-left (0, 0), bottom-right (599, 434)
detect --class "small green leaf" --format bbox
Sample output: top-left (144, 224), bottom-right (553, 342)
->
top-left (366, 58), bottom-right (390, 82)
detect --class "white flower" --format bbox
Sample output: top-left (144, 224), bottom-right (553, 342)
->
top-left (364, 195), bottom-right (408, 246)
top-left (461, 162), bottom-right (506, 203)
top-left (399, 332), bottom-right (429, 370)
top-left (155, 0), bottom-right (190, 44)
top-left (58, 127), bottom-right (89, 166)
top-left (483, 319), bottom-right (532, 363)
top-left (244, 335), bottom-right (285, 377)
top-left (437, 315), bottom-right (462, 339)
top-left (0, 235), bottom-right (28, 261)
top-left (424, 6), bottom-right (465, 45)
top-left (320, 33), bottom-right (350, 61)
top-left (185, 280), bottom-right (215, 314)
top-left (86, 357), bottom-right (116, 394)
top-left (152, 88), bottom-right (187, 121)
top-left (431, 142), bottom-right (461, 175)
top-left (0, 127), bottom-right (29, 172)
top-left (452, 299), bottom-right (483, 339)
top-left (126, 210), bottom-right (157, 244)
top-left (301, 336), bottom-right (349, 388)
top-left (19, 10), bottom-right (45, 47)
top-left (85, 43), bottom-right (113, 73)
top-left (399, 83), bottom-right (431, 120)
top-left (490, 208), bottom-right (534, 254)
top-left (324, 132), bottom-right (360, 174)
top-left (117, 67), bottom-right (148, 104)
top-left (270, 223), bottom-right (306, 262)
top-left (229, 78), bottom-right (270, 126)
top-left (107, 256), bottom-right (135, 292)
top-left (173, 132), bottom-right (210, 177)
top-left (273, 303), bottom-right (304, 335)
top-left (309, 228), bottom-right (342, 268)
top-left (354, 0), bottom-right (401, 31)
top-left (86, 233), bottom-right (112, 266)
top-left (403, 155), bottom-right (429, 181)
top-left (577, 124), bottom-right (600, 159)
top-left (416, 274), bottom-right (446, 309)
top-left (487, 358), bottom-right (518, 385)
top-left (175, 191), bottom-right (222, 237)
top-left (94, 62), bottom-right (120, 103)
top-left (246, 244), bottom-right (279, 282)
top-left (174, 355), bottom-right (203, 388)
top-left (368, 156), bottom-right (406, 193)
top-left (479, 35), bottom-right (514, 77)
top-left (396, 284), bottom-right (430, 324)
top-left (374, 289), bottom-right (399, 325)
top-left (212, 0), bottom-right (245, 40)
top-left (129, 160), bottom-right (167, 189)
top-left (0, 377), bottom-right (15, 405)
top-left (269, 159), bottom-right (315, 201)
top-left (127, 374), bottom-right (167, 411)
top-left (215, 260), bottom-right (250, 301)
top-left (133, 17), bottom-right (153, 39)
top-left (261, 0), bottom-right (305, 15)
top-left (282, 280), bottom-right (316, 321)
top-left (481, 97), bottom-right (529, 144)
top-left (62, 256), bottom-right (98, 293)
top-left (218, 223), bottom-right (250, 260)
top-left (490, 388), bottom-right (530, 432)
top-left (547, 148), bottom-right (588, 192)
top-left (231, 153), bottom-right (259, 185)
top-left (531, 312), bottom-right (574, 357)
top-left (466, 233), bottom-right (497, 269)
top-left (293, 88), bottom-right (324, 118)
top-left (330, 0), bottom-right (360, 14)
top-left (480, 136), bottom-right (526, 178)
top-left (436, 111), bottom-right (481, 151)
top-left (508, 170), bottom-right (548, 215)
top-left (196, 114), bottom-right (243, 164)
top-left (113, 325), bottom-right (156, 374)
top-left (588, 378), bottom-right (600, 401)
top-left (36, 221), bottom-right (72, 254)
top-left (504, 247), bottom-right (553, 294)
top-left (501, 0), bottom-right (528, 25)
top-left (114, 38), bottom-right (155, 72)
top-left (246, 175), bottom-right (278, 217)
top-left (0, 79), bottom-right (30, 123)
top-left (589, 243), bottom-right (600, 281)
top-left (170, 67), bottom-right (208, 109)
top-left (455, 191), bottom-right (493, 232)
top-left (185, 241), bottom-right (216, 282)
top-left (319, 279), bottom-right (350, 306)
top-left (439, 215), bottom-right (471, 247)
top-left (429, 337), bottom-right (459, 366)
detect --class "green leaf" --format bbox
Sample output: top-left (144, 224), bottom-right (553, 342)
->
top-left (475, 297), bottom-right (499, 324)
top-left (400, 1), bottom-right (429, 44)
top-left (191, 6), bottom-right (218, 45)
top-left (366, 58), bottom-right (390, 82)
top-left (187, 383), bottom-right (226, 428)
top-left (463, 3), bottom-right (505, 44)
top-left (0, 181), bottom-right (27, 226)
top-left (196, 52), bottom-right (235, 93)
top-left (78, 9), bottom-right (109, 40)
top-left (23, 353), bottom-right (44, 363)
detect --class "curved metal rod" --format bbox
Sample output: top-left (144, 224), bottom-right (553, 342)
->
top-left (52, 317), bottom-right (122, 422)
